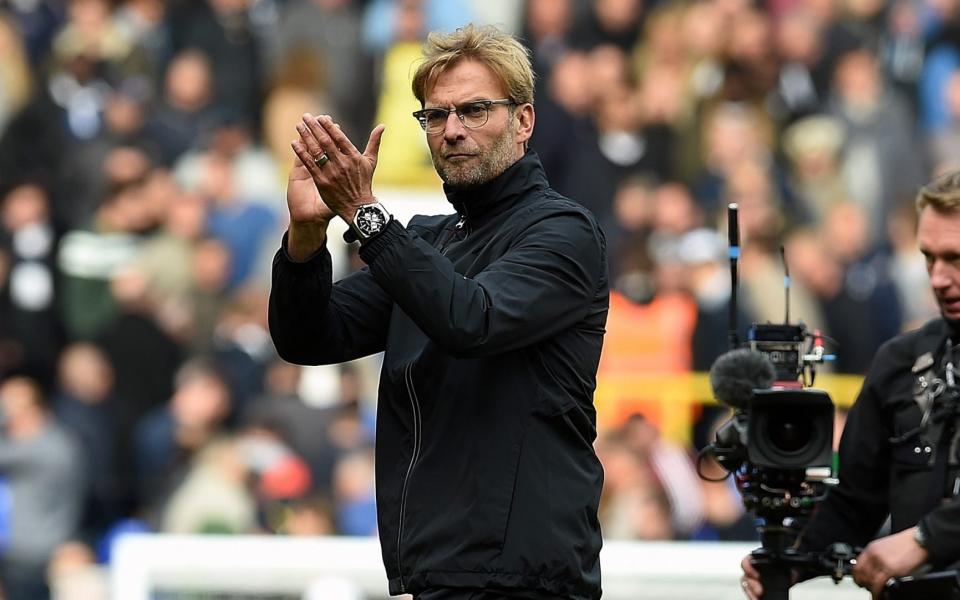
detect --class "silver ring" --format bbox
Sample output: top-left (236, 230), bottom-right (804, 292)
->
top-left (741, 580), bottom-right (749, 588)
top-left (313, 152), bottom-right (329, 167)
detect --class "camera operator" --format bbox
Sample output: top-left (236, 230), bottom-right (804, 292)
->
top-left (742, 171), bottom-right (960, 599)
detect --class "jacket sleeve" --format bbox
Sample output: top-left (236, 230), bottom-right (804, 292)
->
top-left (268, 234), bottom-right (393, 365)
top-left (358, 210), bottom-right (606, 358)
top-left (798, 349), bottom-right (895, 552)
top-left (920, 498), bottom-right (960, 566)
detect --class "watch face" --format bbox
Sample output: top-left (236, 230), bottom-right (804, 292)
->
top-left (356, 205), bottom-right (388, 236)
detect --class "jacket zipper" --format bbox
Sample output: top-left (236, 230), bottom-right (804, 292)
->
top-left (397, 211), bottom-right (465, 588)
top-left (438, 214), bottom-right (468, 255)
top-left (397, 362), bottom-right (423, 592)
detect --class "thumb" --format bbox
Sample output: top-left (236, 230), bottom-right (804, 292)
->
top-left (363, 124), bottom-right (386, 163)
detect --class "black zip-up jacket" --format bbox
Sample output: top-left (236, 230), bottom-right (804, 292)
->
top-left (269, 152), bottom-right (608, 599)
top-left (800, 317), bottom-right (960, 567)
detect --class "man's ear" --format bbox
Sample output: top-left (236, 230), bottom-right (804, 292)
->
top-left (515, 103), bottom-right (535, 145)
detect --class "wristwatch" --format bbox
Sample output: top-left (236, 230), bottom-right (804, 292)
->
top-left (347, 202), bottom-right (392, 243)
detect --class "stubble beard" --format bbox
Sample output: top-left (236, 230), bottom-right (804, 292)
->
top-left (434, 125), bottom-right (518, 189)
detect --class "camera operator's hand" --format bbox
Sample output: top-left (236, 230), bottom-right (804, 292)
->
top-left (852, 527), bottom-right (929, 599)
top-left (740, 555), bottom-right (763, 599)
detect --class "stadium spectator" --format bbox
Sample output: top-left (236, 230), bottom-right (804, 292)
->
top-left (817, 201), bottom-right (902, 373)
top-left (142, 49), bottom-right (217, 166)
top-left (134, 358), bottom-right (232, 519)
top-left (160, 437), bottom-right (257, 534)
top-left (827, 45), bottom-right (926, 243)
top-left (167, 0), bottom-right (266, 131)
top-left (189, 148), bottom-right (279, 289)
top-left (0, 182), bottom-right (62, 383)
top-left (0, 376), bottom-right (85, 600)
top-left (52, 343), bottom-right (122, 543)
top-left (266, 0), bottom-right (373, 143)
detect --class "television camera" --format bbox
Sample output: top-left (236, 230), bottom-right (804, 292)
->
top-left (701, 204), bottom-right (960, 600)
top-left (701, 328), bottom-right (852, 600)
top-left (697, 203), bottom-right (853, 599)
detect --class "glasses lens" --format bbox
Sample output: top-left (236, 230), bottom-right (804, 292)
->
top-left (423, 109), bottom-right (448, 133)
top-left (460, 103), bottom-right (489, 128)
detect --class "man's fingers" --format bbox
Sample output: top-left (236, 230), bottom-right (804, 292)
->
top-left (741, 556), bottom-right (760, 578)
top-left (743, 577), bottom-right (762, 600)
top-left (853, 554), bottom-right (883, 593)
top-left (291, 140), bottom-right (325, 180)
top-left (871, 578), bottom-right (891, 599)
top-left (296, 116), bottom-right (327, 161)
top-left (319, 115), bottom-right (360, 156)
top-left (364, 124), bottom-right (386, 162)
top-left (302, 113), bottom-right (339, 164)
top-left (740, 556), bottom-right (762, 599)
top-left (852, 565), bottom-right (867, 589)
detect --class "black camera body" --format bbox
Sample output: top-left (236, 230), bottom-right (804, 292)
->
top-left (710, 389), bottom-right (833, 476)
top-left (707, 322), bottom-right (836, 498)
top-left (735, 387), bottom-right (835, 520)
top-left (701, 321), bottom-right (847, 596)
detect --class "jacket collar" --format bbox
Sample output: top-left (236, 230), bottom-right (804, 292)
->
top-left (443, 150), bottom-right (549, 225)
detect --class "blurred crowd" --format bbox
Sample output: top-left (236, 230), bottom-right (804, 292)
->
top-left (0, 0), bottom-right (958, 596)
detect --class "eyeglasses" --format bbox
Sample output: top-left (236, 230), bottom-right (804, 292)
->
top-left (412, 99), bottom-right (515, 135)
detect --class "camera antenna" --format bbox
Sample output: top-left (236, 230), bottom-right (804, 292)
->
top-left (728, 203), bottom-right (740, 350)
top-left (780, 245), bottom-right (790, 324)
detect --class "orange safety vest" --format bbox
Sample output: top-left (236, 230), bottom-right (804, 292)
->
top-left (597, 290), bottom-right (699, 433)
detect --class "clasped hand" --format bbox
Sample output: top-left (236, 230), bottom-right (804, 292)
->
top-left (288, 113), bottom-right (385, 225)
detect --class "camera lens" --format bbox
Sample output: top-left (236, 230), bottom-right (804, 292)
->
top-left (768, 416), bottom-right (813, 453)
top-left (747, 388), bottom-right (833, 470)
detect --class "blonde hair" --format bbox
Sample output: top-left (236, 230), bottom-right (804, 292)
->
top-left (916, 170), bottom-right (960, 213)
top-left (411, 24), bottom-right (535, 107)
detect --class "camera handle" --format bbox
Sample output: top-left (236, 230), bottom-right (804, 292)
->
top-left (752, 527), bottom-right (795, 600)
top-left (750, 527), bottom-right (860, 600)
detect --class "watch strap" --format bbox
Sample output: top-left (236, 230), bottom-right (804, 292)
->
top-left (343, 224), bottom-right (362, 244)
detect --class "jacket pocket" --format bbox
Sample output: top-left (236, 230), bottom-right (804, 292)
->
top-left (399, 415), bottom-right (526, 573)
top-left (890, 401), bottom-right (934, 468)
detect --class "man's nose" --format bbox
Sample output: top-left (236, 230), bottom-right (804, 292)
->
top-left (930, 260), bottom-right (953, 289)
top-left (443, 111), bottom-right (467, 141)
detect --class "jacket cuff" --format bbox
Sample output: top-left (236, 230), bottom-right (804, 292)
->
top-left (278, 231), bottom-right (328, 270)
top-left (919, 511), bottom-right (960, 567)
top-left (358, 219), bottom-right (405, 265)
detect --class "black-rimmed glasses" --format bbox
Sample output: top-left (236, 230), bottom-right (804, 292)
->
top-left (412, 99), bottom-right (515, 135)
